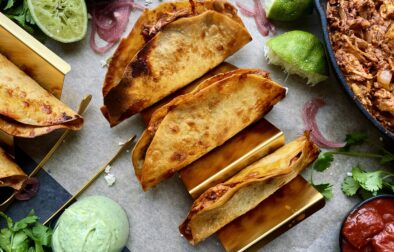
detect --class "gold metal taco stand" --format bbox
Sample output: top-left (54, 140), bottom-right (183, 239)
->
top-left (180, 119), bottom-right (325, 252)
top-left (0, 12), bottom-right (71, 148)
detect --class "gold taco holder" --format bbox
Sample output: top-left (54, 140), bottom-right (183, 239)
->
top-left (0, 13), bottom-right (71, 148)
top-left (179, 119), bottom-right (325, 252)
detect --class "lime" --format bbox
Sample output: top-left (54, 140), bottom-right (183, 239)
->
top-left (265, 30), bottom-right (328, 85)
top-left (264, 0), bottom-right (313, 21)
top-left (27, 0), bottom-right (88, 43)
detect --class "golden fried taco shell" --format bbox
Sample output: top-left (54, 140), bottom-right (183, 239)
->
top-left (141, 62), bottom-right (238, 124)
top-left (102, 10), bottom-right (252, 126)
top-left (102, 0), bottom-right (243, 97)
top-left (179, 134), bottom-right (320, 245)
top-left (0, 53), bottom-right (83, 137)
top-left (0, 146), bottom-right (26, 190)
top-left (132, 69), bottom-right (285, 190)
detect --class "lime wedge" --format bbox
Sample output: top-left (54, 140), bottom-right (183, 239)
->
top-left (264, 0), bottom-right (313, 21)
top-left (265, 31), bottom-right (328, 85)
top-left (27, 0), bottom-right (88, 43)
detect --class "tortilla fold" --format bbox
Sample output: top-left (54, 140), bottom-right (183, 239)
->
top-left (0, 146), bottom-right (27, 190)
top-left (102, 0), bottom-right (243, 97)
top-left (0, 53), bottom-right (83, 138)
top-left (102, 9), bottom-right (252, 126)
top-left (179, 133), bottom-right (320, 245)
top-left (132, 69), bottom-right (285, 190)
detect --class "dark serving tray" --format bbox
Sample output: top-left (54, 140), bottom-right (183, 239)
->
top-left (314, 0), bottom-right (394, 142)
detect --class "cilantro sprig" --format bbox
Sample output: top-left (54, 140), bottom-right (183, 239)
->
top-left (0, 0), bottom-right (45, 40)
top-left (0, 210), bottom-right (52, 252)
top-left (309, 133), bottom-right (394, 199)
top-left (341, 166), bottom-right (394, 199)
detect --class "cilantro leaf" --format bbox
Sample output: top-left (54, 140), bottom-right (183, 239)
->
top-left (341, 176), bottom-right (360, 196)
top-left (0, 228), bottom-right (12, 252)
top-left (31, 224), bottom-right (52, 246)
top-left (352, 166), bottom-right (385, 192)
top-left (11, 231), bottom-right (28, 251)
top-left (13, 211), bottom-right (38, 232)
top-left (313, 152), bottom-right (334, 172)
top-left (0, 211), bottom-right (52, 251)
top-left (313, 183), bottom-right (333, 200)
top-left (341, 132), bottom-right (368, 151)
top-left (4, 0), bottom-right (15, 10)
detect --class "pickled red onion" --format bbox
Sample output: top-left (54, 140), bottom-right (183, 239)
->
top-left (235, 0), bottom-right (274, 36)
top-left (303, 98), bottom-right (346, 149)
top-left (236, 1), bottom-right (256, 17)
top-left (89, 0), bottom-right (145, 54)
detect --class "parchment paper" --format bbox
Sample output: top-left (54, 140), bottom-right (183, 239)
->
top-left (19, 1), bottom-right (383, 251)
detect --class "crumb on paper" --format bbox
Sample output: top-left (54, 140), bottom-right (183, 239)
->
top-left (347, 172), bottom-right (352, 176)
top-left (118, 141), bottom-right (125, 146)
top-left (104, 173), bottom-right (116, 186)
top-left (105, 165), bottom-right (112, 174)
top-left (100, 60), bottom-right (109, 68)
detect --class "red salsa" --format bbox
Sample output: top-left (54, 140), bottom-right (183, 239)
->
top-left (342, 198), bottom-right (394, 252)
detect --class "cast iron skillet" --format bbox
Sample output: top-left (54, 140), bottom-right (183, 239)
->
top-left (339, 194), bottom-right (394, 251)
top-left (314, 0), bottom-right (394, 142)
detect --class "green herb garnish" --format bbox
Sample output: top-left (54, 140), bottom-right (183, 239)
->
top-left (0, 210), bottom-right (52, 252)
top-left (0, 0), bottom-right (45, 40)
top-left (310, 132), bottom-right (394, 199)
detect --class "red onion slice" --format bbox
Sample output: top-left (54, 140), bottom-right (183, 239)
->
top-left (89, 0), bottom-right (144, 54)
top-left (303, 98), bottom-right (346, 149)
top-left (253, 0), bottom-right (275, 36)
top-left (235, 1), bottom-right (256, 17)
top-left (236, 0), bottom-right (274, 37)
top-left (15, 177), bottom-right (40, 201)
top-left (90, 20), bottom-right (117, 54)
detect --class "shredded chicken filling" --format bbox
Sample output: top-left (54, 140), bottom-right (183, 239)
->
top-left (327, 0), bottom-right (394, 131)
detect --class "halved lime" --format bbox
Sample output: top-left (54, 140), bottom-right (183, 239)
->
top-left (27, 0), bottom-right (88, 43)
top-left (264, 0), bottom-right (313, 21)
top-left (265, 31), bottom-right (328, 85)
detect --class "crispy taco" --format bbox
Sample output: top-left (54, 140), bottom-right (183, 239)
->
top-left (0, 146), bottom-right (26, 190)
top-left (132, 69), bottom-right (286, 190)
top-left (141, 62), bottom-right (237, 124)
top-left (102, 0), bottom-right (243, 97)
top-left (101, 1), bottom-right (252, 126)
top-left (0, 53), bottom-right (83, 138)
top-left (179, 134), bottom-right (320, 245)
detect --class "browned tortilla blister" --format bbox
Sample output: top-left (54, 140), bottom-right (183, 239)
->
top-left (101, 0), bottom-right (252, 126)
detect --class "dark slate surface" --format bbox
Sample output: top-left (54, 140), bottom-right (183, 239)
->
top-left (2, 148), bottom-right (130, 252)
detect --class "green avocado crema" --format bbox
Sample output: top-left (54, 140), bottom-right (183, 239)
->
top-left (52, 196), bottom-right (129, 252)
top-left (265, 30), bottom-right (328, 85)
top-left (264, 0), bottom-right (314, 21)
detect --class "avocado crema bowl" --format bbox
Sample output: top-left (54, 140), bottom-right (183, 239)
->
top-left (52, 196), bottom-right (129, 252)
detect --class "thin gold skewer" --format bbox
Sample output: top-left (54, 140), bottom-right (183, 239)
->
top-left (30, 95), bottom-right (92, 177)
top-left (0, 95), bottom-right (92, 212)
top-left (43, 134), bottom-right (136, 225)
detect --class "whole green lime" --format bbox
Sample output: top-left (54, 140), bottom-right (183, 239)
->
top-left (265, 30), bottom-right (328, 85)
top-left (264, 0), bottom-right (314, 21)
